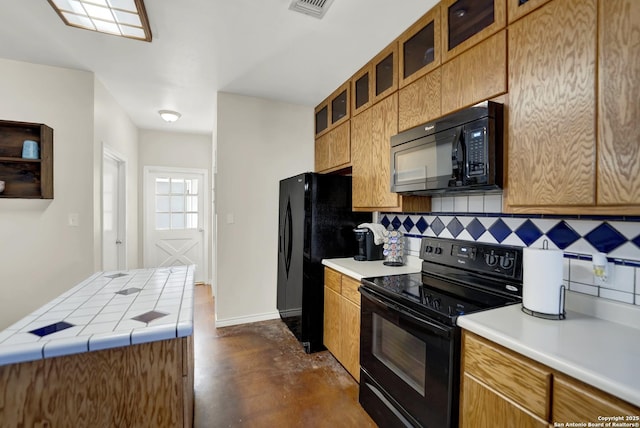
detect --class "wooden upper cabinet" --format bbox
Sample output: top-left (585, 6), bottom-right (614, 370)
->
top-left (506, 0), bottom-right (597, 210)
top-left (441, 30), bottom-right (506, 115)
top-left (351, 63), bottom-right (373, 116)
top-left (398, 5), bottom-right (441, 88)
top-left (597, 0), bottom-right (640, 206)
top-left (398, 67), bottom-right (442, 132)
top-left (371, 42), bottom-right (399, 105)
top-left (314, 121), bottom-right (350, 173)
top-left (441, 0), bottom-right (506, 63)
top-left (314, 100), bottom-right (329, 137)
top-left (507, 0), bottom-right (552, 24)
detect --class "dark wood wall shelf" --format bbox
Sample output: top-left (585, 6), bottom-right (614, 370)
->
top-left (0, 120), bottom-right (53, 199)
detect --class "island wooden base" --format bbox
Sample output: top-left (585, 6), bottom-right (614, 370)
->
top-left (0, 335), bottom-right (194, 427)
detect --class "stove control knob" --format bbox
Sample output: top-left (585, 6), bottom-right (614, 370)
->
top-left (434, 247), bottom-right (443, 255)
top-left (432, 298), bottom-right (441, 310)
top-left (485, 251), bottom-right (498, 266)
top-left (425, 294), bottom-right (433, 305)
top-left (424, 245), bottom-right (433, 253)
top-left (500, 254), bottom-right (515, 269)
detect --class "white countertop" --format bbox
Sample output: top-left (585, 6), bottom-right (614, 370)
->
top-left (322, 255), bottom-right (422, 280)
top-left (458, 294), bottom-right (640, 408)
top-left (0, 265), bottom-right (195, 366)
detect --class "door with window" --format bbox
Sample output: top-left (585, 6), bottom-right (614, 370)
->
top-left (144, 167), bottom-right (208, 283)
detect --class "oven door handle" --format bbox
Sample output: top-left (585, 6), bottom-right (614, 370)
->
top-left (360, 287), bottom-right (452, 338)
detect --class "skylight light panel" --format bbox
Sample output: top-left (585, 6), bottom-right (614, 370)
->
top-left (47, 0), bottom-right (151, 41)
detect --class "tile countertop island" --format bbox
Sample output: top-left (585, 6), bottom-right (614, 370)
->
top-left (457, 292), bottom-right (640, 408)
top-left (0, 266), bottom-right (195, 427)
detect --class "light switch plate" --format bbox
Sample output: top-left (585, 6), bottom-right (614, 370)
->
top-left (68, 213), bottom-right (79, 227)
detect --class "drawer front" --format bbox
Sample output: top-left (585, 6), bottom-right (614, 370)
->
top-left (462, 331), bottom-right (551, 420)
top-left (341, 275), bottom-right (361, 306)
top-left (324, 268), bottom-right (342, 293)
top-left (553, 374), bottom-right (640, 424)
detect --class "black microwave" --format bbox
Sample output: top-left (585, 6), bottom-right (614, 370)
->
top-left (390, 101), bottom-right (504, 195)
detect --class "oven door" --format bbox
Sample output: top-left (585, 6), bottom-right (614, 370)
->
top-left (359, 286), bottom-right (459, 428)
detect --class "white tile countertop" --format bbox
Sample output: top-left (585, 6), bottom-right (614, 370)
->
top-left (457, 291), bottom-right (640, 408)
top-left (0, 265), bottom-right (195, 366)
top-left (322, 255), bottom-right (422, 280)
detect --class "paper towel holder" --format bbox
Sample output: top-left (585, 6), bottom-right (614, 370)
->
top-left (522, 284), bottom-right (566, 320)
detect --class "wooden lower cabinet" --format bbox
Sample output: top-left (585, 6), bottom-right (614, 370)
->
top-left (461, 374), bottom-right (548, 428)
top-left (461, 330), bottom-right (640, 427)
top-left (323, 267), bottom-right (361, 381)
top-left (553, 374), bottom-right (640, 425)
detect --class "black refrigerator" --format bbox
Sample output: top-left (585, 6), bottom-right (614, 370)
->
top-left (277, 172), bottom-right (369, 353)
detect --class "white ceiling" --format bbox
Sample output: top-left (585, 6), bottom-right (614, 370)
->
top-left (0, 0), bottom-right (437, 134)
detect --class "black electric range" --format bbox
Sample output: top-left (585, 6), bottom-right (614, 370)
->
top-left (358, 237), bottom-right (524, 428)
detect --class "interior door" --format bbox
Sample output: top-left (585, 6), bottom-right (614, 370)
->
top-left (144, 167), bottom-right (207, 283)
top-left (103, 151), bottom-right (125, 271)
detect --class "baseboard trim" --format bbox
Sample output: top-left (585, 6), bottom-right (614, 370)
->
top-left (215, 311), bottom-right (280, 327)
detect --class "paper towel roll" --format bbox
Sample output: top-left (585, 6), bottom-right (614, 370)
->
top-left (522, 247), bottom-right (565, 318)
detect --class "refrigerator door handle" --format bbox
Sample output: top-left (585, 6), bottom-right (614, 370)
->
top-left (284, 199), bottom-right (293, 277)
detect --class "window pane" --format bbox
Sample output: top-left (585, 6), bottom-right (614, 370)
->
top-left (186, 179), bottom-right (198, 195)
top-left (156, 178), bottom-right (170, 194)
top-left (156, 213), bottom-right (170, 230)
top-left (171, 179), bottom-right (185, 194)
top-left (171, 195), bottom-right (184, 212)
top-left (186, 196), bottom-right (198, 212)
top-left (186, 213), bottom-right (198, 229)
top-left (171, 213), bottom-right (185, 229)
top-left (156, 195), bottom-right (170, 212)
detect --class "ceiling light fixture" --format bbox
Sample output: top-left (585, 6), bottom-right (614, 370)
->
top-left (158, 110), bottom-right (181, 123)
top-left (47, 0), bottom-right (152, 42)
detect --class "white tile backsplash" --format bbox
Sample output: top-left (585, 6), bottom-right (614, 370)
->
top-left (454, 196), bottom-right (468, 212)
top-left (441, 196), bottom-right (454, 212)
top-left (468, 195), bottom-right (484, 212)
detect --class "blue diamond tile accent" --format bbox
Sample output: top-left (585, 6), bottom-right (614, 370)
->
top-left (488, 219), bottom-right (511, 243)
top-left (515, 219), bottom-right (543, 246)
top-left (431, 217), bottom-right (445, 236)
top-left (546, 221), bottom-right (580, 250)
top-left (403, 216), bottom-right (415, 232)
top-left (583, 223), bottom-right (627, 253)
top-left (447, 217), bottom-right (464, 238)
top-left (466, 218), bottom-right (487, 240)
top-left (632, 234), bottom-right (640, 249)
top-left (416, 217), bottom-right (429, 234)
top-left (380, 215), bottom-right (391, 228)
top-left (391, 216), bottom-right (402, 230)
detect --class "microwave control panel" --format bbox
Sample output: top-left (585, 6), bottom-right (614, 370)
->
top-left (465, 126), bottom-right (487, 176)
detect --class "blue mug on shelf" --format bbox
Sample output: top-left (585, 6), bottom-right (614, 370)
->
top-left (22, 140), bottom-right (39, 159)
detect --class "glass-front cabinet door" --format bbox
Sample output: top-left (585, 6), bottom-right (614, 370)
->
top-left (315, 101), bottom-right (329, 137)
top-left (351, 63), bottom-right (373, 116)
top-left (398, 5), bottom-right (441, 88)
top-left (329, 81), bottom-right (350, 128)
top-left (441, 0), bottom-right (506, 62)
top-left (371, 42), bottom-right (398, 105)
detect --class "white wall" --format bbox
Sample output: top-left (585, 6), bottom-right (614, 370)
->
top-left (93, 79), bottom-right (140, 270)
top-left (0, 59), bottom-right (95, 329)
top-left (215, 92), bottom-right (313, 325)
top-left (138, 129), bottom-right (213, 281)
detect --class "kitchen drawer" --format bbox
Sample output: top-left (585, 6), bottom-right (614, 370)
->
top-left (325, 268), bottom-right (342, 293)
top-left (341, 276), bottom-right (361, 306)
top-left (552, 374), bottom-right (640, 424)
top-left (462, 331), bottom-right (551, 420)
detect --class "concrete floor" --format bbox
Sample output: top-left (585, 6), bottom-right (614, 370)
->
top-left (192, 285), bottom-right (376, 428)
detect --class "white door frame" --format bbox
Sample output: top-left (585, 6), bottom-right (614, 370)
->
top-left (143, 166), bottom-right (209, 283)
top-left (102, 147), bottom-right (127, 270)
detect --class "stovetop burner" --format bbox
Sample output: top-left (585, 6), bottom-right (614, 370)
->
top-left (360, 237), bottom-right (524, 326)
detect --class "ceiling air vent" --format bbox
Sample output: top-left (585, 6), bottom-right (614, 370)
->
top-left (289, 0), bottom-right (335, 19)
